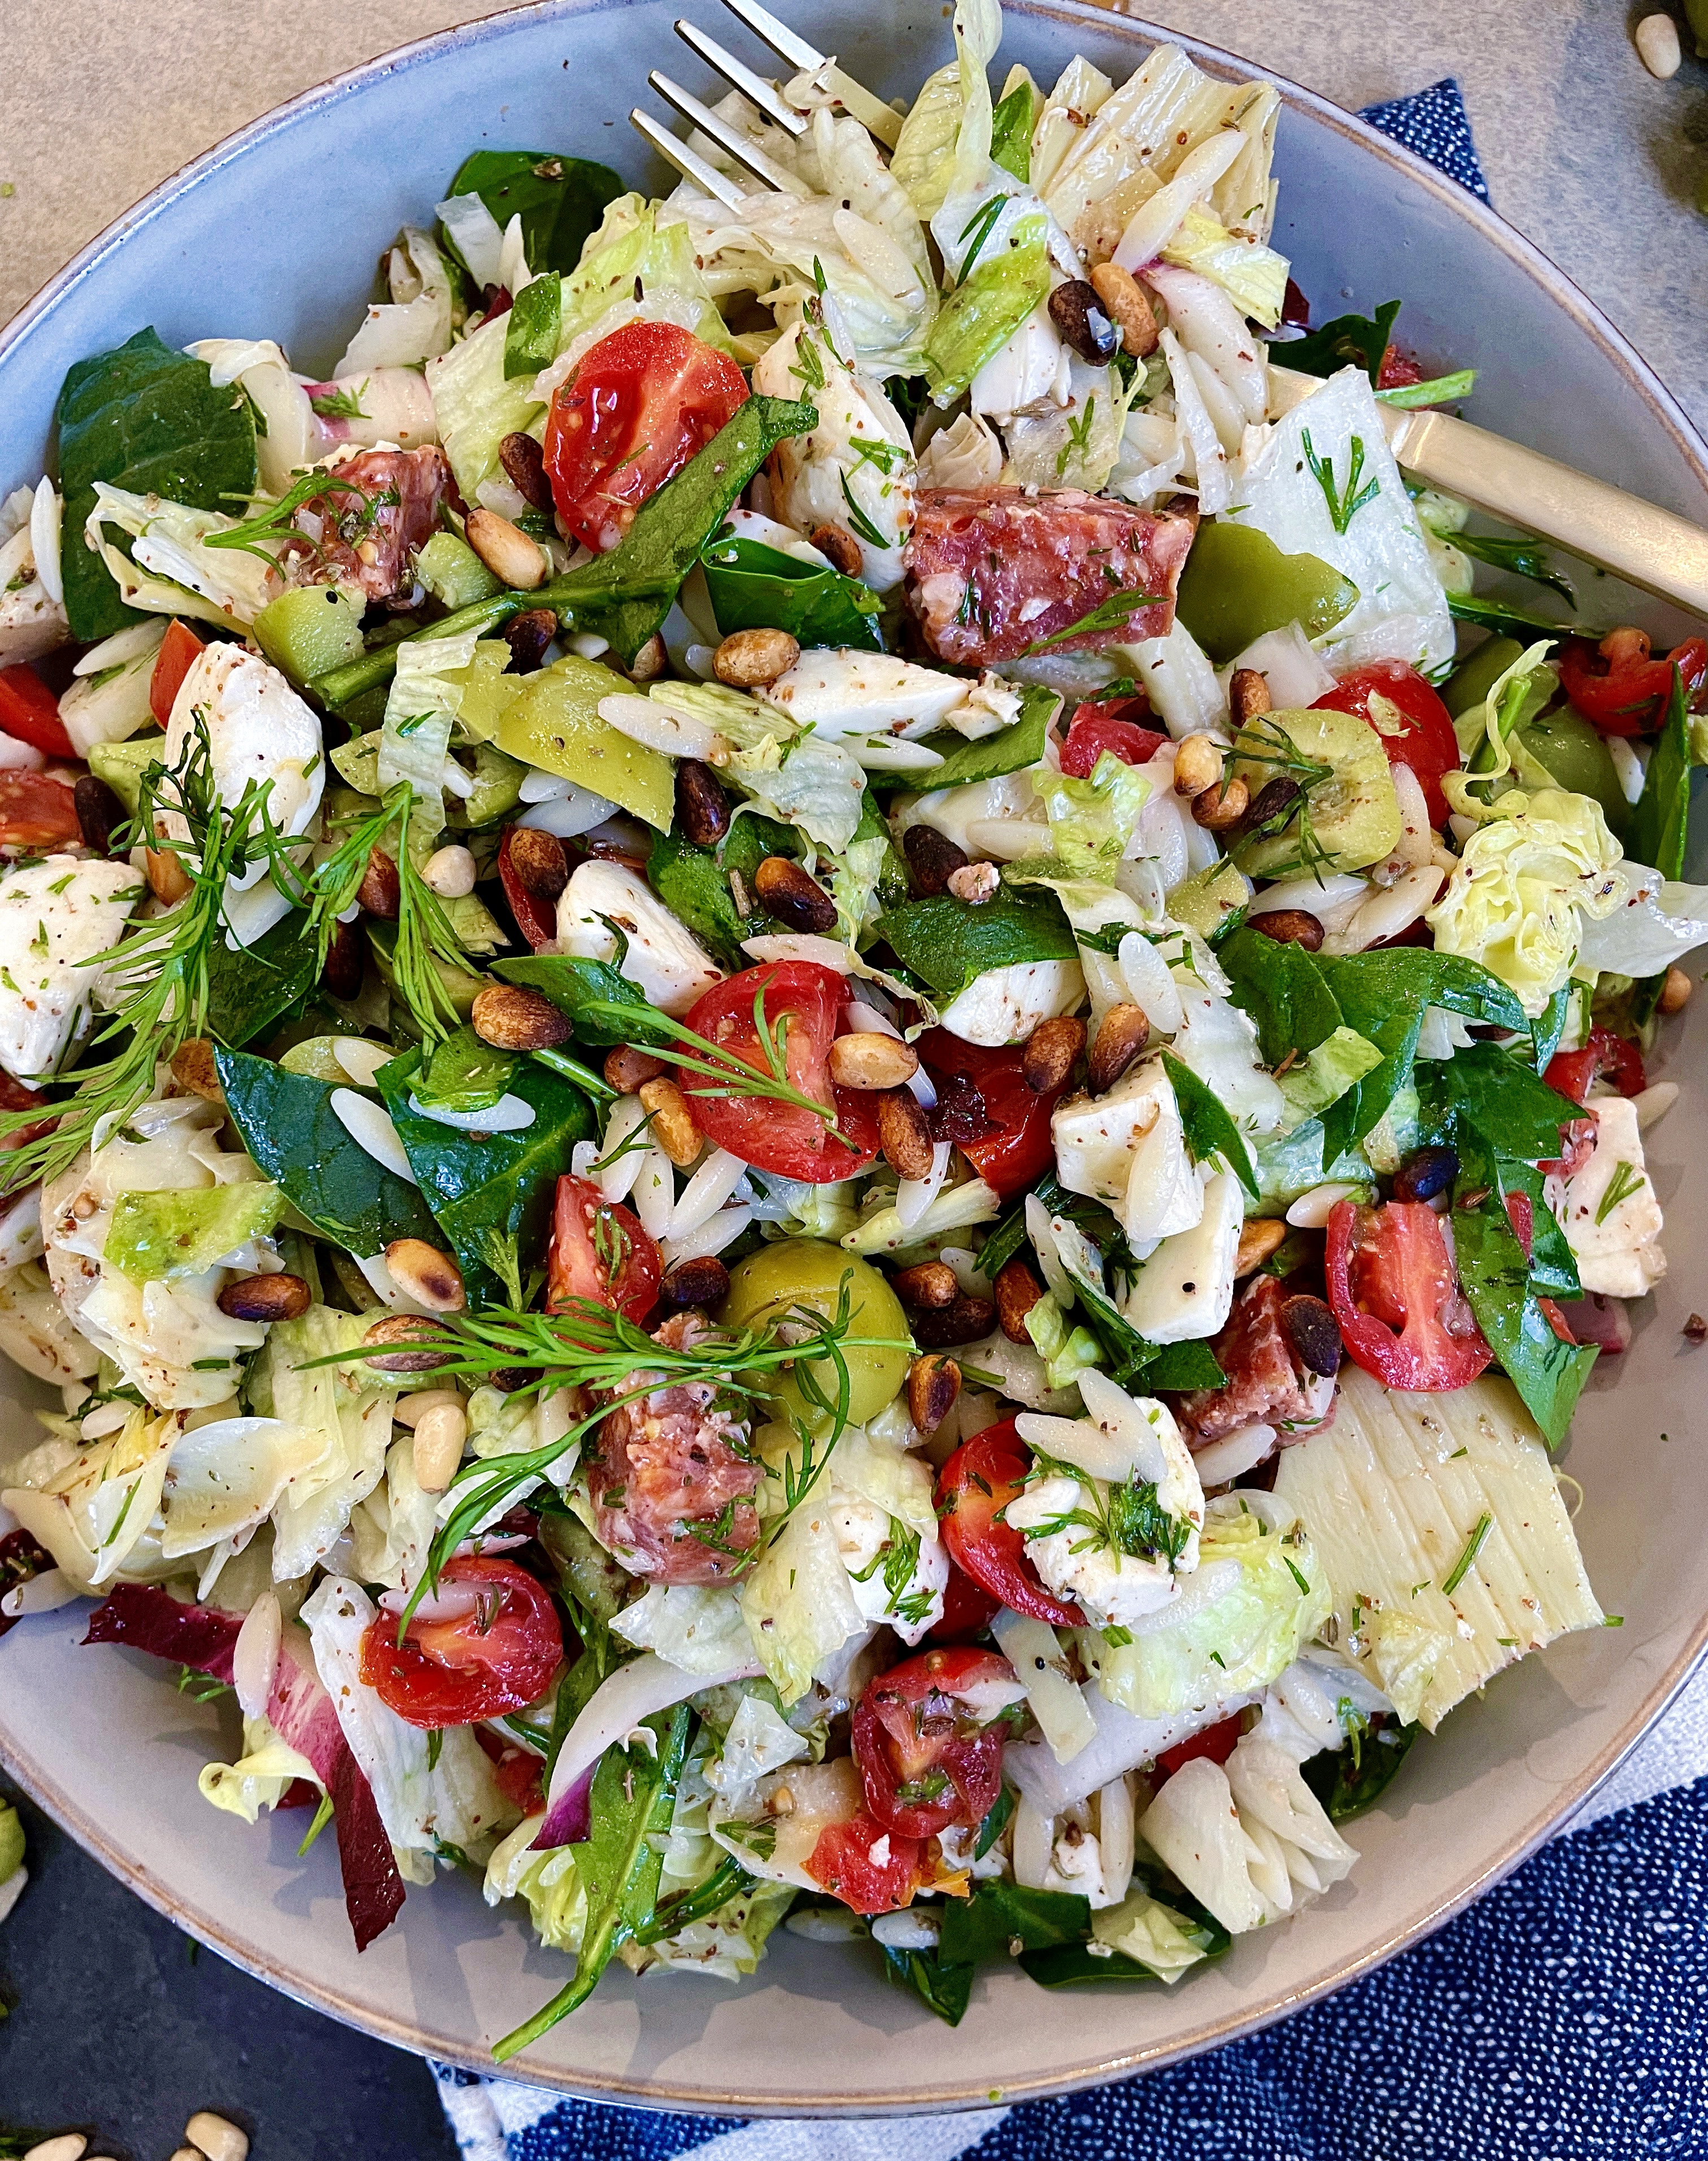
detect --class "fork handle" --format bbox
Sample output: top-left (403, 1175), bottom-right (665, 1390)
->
top-left (1382, 406), bottom-right (1708, 619)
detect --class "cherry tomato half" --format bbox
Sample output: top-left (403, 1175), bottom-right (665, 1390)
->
top-left (1557, 636), bottom-right (1708, 737)
top-left (1059, 703), bottom-right (1169, 779)
top-left (149, 620), bottom-right (206, 729)
top-left (852, 1646), bottom-right (1017, 1840)
top-left (543, 321), bottom-right (749, 553)
top-left (545, 1173), bottom-right (662, 1324)
top-left (1156, 1714), bottom-right (1244, 1779)
top-left (1312, 662), bottom-right (1459, 830)
top-left (1544, 1026), bottom-right (1646, 1106)
top-left (0, 663), bottom-right (75, 760)
top-left (803, 1810), bottom-right (925, 1916)
top-left (915, 1031), bottom-right (1063, 1201)
top-left (0, 770), bottom-right (81, 851)
top-left (681, 961), bottom-right (880, 1183)
top-left (359, 1556), bottom-right (564, 1728)
top-left (936, 1419), bottom-right (1084, 1627)
top-left (926, 1560), bottom-right (1002, 1644)
top-left (1324, 1199), bottom-right (1493, 1392)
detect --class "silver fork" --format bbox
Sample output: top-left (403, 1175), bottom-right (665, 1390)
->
top-left (636, 7), bottom-right (1708, 618)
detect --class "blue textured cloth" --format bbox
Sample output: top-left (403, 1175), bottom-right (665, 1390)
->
top-left (1360, 78), bottom-right (1491, 203)
top-left (434, 82), bottom-right (1695, 2160)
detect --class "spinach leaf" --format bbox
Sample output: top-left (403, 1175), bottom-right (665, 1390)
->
top-left (1631, 662), bottom-right (1690, 881)
top-left (495, 953), bottom-right (674, 1047)
top-left (990, 80), bottom-right (1036, 182)
top-left (875, 888), bottom-right (1077, 1001)
top-left (1281, 298), bottom-right (1400, 384)
top-left (1325, 949), bottom-right (1528, 1036)
top-left (442, 149), bottom-right (626, 277)
top-left (1453, 531), bottom-right (1575, 606)
top-left (493, 1703), bottom-right (691, 2059)
top-left (701, 530), bottom-right (882, 651)
top-left (1450, 1137), bottom-right (1596, 1446)
top-left (504, 271), bottom-right (561, 380)
top-left (874, 686), bottom-right (1058, 797)
top-left (1529, 987), bottom-right (1571, 1075)
top-left (376, 1047), bottom-right (592, 1304)
top-left (1140, 1338), bottom-right (1227, 1390)
top-left (1413, 1042), bottom-right (1581, 1164)
top-left (1045, 1211), bottom-right (1223, 1391)
top-left (974, 1781), bottom-right (1016, 1859)
top-left (879, 1941), bottom-right (975, 2027)
top-left (215, 1050), bottom-right (439, 1256)
top-left (1302, 1716), bottom-right (1421, 1821)
top-left (1161, 1049), bottom-right (1258, 1198)
top-left (938, 1879), bottom-right (1091, 1965)
top-left (1020, 1942), bottom-right (1190, 1989)
top-left (646, 810), bottom-right (796, 969)
top-left (412, 1026), bottom-right (518, 1115)
top-left (1218, 927), bottom-right (1343, 1068)
top-left (203, 911), bottom-right (318, 1047)
top-left (1489, 1154), bottom-right (1580, 1297)
top-left (55, 327), bottom-right (259, 640)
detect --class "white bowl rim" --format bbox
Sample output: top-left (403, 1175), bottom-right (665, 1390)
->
top-left (2, 0), bottom-right (1706, 2113)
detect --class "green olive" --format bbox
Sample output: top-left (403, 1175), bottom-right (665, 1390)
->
top-left (1513, 705), bottom-right (1633, 844)
top-left (1441, 634), bottom-right (1525, 720)
top-left (1232, 707), bottom-right (1402, 877)
top-left (720, 1240), bottom-right (912, 1430)
top-left (1174, 523), bottom-right (1360, 666)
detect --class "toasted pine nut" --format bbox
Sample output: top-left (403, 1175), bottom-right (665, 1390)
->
top-left (908, 1353), bottom-right (961, 1433)
top-left (1249, 908), bottom-right (1324, 951)
top-left (891, 1260), bottom-right (960, 1310)
top-left (1191, 775), bottom-right (1249, 831)
top-left (713, 627), bottom-right (800, 688)
top-left (1234, 1217), bottom-right (1289, 1277)
top-left (23, 2137), bottom-right (88, 2161)
top-left (876, 1088), bottom-right (935, 1180)
top-left (361, 1315), bottom-right (454, 1371)
top-left (1659, 964), bottom-right (1692, 1014)
top-left (170, 1037), bottom-right (224, 1103)
top-left (628, 632), bottom-right (668, 681)
top-left (639, 1075), bottom-right (700, 1166)
top-left (912, 1293), bottom-right (997, 1348)
top-left (384, 1238), bottom-right (467, 1314)
top-left (471, 983), bottom-right (572, 1053)
top-left (184, 2116), bottom-right (249, 2161)
top-left (809, 523), bottom-right (864, 577)
top-left (1637, 13), bottom-right (1683, 76)
top-left (465, 507), bottom-right (547, 592)
top-left (994, 1257), bottom-right (1044, 1344)
top-left (499, 431), bottom-right (552, 511)
top-left (412, 1401), bottom-right (469, 1494)
top-left (660, 1254), bottom-right (733, 1309)
top-left (604, 1042), bottom-right (666, 1092)
top-left (1229, 668), bottom-right (1272, 728)
top-left (753, 855), bottom-right (837, 933)
top-left (392, 1386), bottom-right (465, 1430)
top-left (902, 822), bottom-right (970, 896)
top-left (1089, 1003), bottom-right (1151, 1094)
top-left (357, 847), bottom-right (400, 920)
top-left (1088, 261), bottom-right (1159, 358)
top-left (422, 843), bottom-right (477, 898)
top-left (506, 824), bottom-right (569, 900)
top-left (1172, 734), bottom-right (1224, 798)
top-left (675, 759), bottom-right (731, 846)
top-left (145, 842), bottom-right (191, 906)
top-left (1021, 1015), bottom-right (1085, 1094)
top-left (217, 1272), bottom-right (311, 1324)
top-left (828, 1032), bottom-right (919, 1090)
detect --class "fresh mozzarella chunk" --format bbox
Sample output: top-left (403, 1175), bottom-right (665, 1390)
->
top-left (0, 1259), bottom-right (99, 1384)
top-left (1051, 1059), bottom-right (1204, 1247)
top-left (1548, 1095), bottom-right (1665, 1298)
top-left (163, 643), bottom-right (324, 882)
top-left (829, 1489), bottom-right (948, 1645)
top-left (0, 513), bottom-right (68, 667)
top-left (557, 859), bottom-right (722, 1016)
top-left (759, 650), bottom-right (970, 742)
top-left (1021, 1371), bottom-right (1204, 1540)
top-left (0, 856), bottom-right (143, 1083)
top-left (899, 767), bottom-right (1039, 856)
top-left (970, 303), bottom-right (1070, 423)
top-left (1170, 976), bottom-right (1286, 1133)
top-left (1006, 1474), bottom-right (1182, 1628)
top-left (1121, 1170), bottom-right (1246, 1344)
top-left (940, 959), bottom-right (1086, 1046)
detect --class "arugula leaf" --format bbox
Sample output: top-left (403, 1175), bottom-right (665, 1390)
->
top-left (202, 910), bottom-right (317, 1047)
top-left (378, 1047), bottom-right (594, 1303)
top-left (1448, 593), bottom-right (1581, 642)
top-left (1218, 926), bottom-right (1343, 1068)
top-left (1160, 1050), bottom-right (1258, 1198)
top-left (1302, 1716), bottom-right (1420, 1820)
top-left (990, 80), bottom-right (1036, 182)
top-left (874, 888), bottom-right (1077, 1001)
top-left (1450, 1139), bottom-right (1596, 1446)
top-left (938, 1879), bottom-right (1091, 1965)
top-left (1453, 531), bottom-right (1575, 606)
top-left (504, 271), bottom-right (561, 380)
top-left (874, 684), bottom-right (1060, 798)
top-left (647, 811), bottom-right (796, 969)
top-left (700, 530), bottom-right (882, 652)
top-left (216, 1050), bottom-right (440, 1256)
top-left (442, 148), bottom-right (625, 277)
top-left (493, 1702), bottom-right (691, 2059)
top-left (1281, 298), bottom-right (1400, 384)
top-left (879, 1941), bottom-right (976, 2026)
top-left (55, 327), bottom-right (258, 640)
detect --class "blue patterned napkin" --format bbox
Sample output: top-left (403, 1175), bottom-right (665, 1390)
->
top-left (434, 82), bottom-right (1705, 2157)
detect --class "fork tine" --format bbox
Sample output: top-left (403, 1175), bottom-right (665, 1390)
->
top-left (674, 19), bottom-right (807, 140)
top-left (648, 69), bottom-right (813, 195)
top-left (629, 108), bottom-right (747, 211)
top-left (714, 0), bottom-right (904, 147)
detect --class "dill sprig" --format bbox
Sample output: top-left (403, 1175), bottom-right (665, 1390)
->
top-left (1230, 718), bottom-right (1335, 788)
top-left (0, 719), bottom-right (286, 1188)
top-left (1018, 1447), bottom-right (1194, 1569)
top-left (1301, 428), bottom-right (1380, 536)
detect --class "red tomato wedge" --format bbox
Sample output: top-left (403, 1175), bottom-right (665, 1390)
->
top-left (543, 321), bottom-right (748, 553)
top-left (852, 1646), bottom-right (1017, 1840)
top-left (1544, 1025), bottom-right (1645, 1106)
top-left (1156, 1714), bottom-right (1244, 1779)
top-left (0, 663), bottom-right (75, 760)
top-left (0, 770), bottom-right (81, 851)
top-left (936, 1419), bottom-right (1083, 1627)
top-left (680, 962), bottom-right (879, 1183)
top-left (803, 1811), bottom-right (924, 1915)
top-left (1312, 662), bottom-right (1460, 830)
top-left (927, 1560), bottom-right (1002, 1644)
top-left (1324, 1199), bottom-right (1493, 1392)
top-left (916, 1031), bottom-right (1063, 1201)
top-left (149, 619), bottom-right (206, 728)
top-left (1059, 704), bottom-right (1169, 778)
top-left (360, 1557), bottom-right (564, 1728)
top-left (1558, 636), bottom-right (1708, 736)
top-left (544, 1173), bottom-right (662, 1325)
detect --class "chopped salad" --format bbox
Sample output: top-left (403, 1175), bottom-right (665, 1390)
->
top-left (3, 0), bottom-right (1706, 2055)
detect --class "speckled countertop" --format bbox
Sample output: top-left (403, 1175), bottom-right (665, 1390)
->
top-left (1, 1), bottom-right (1705, 2151)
